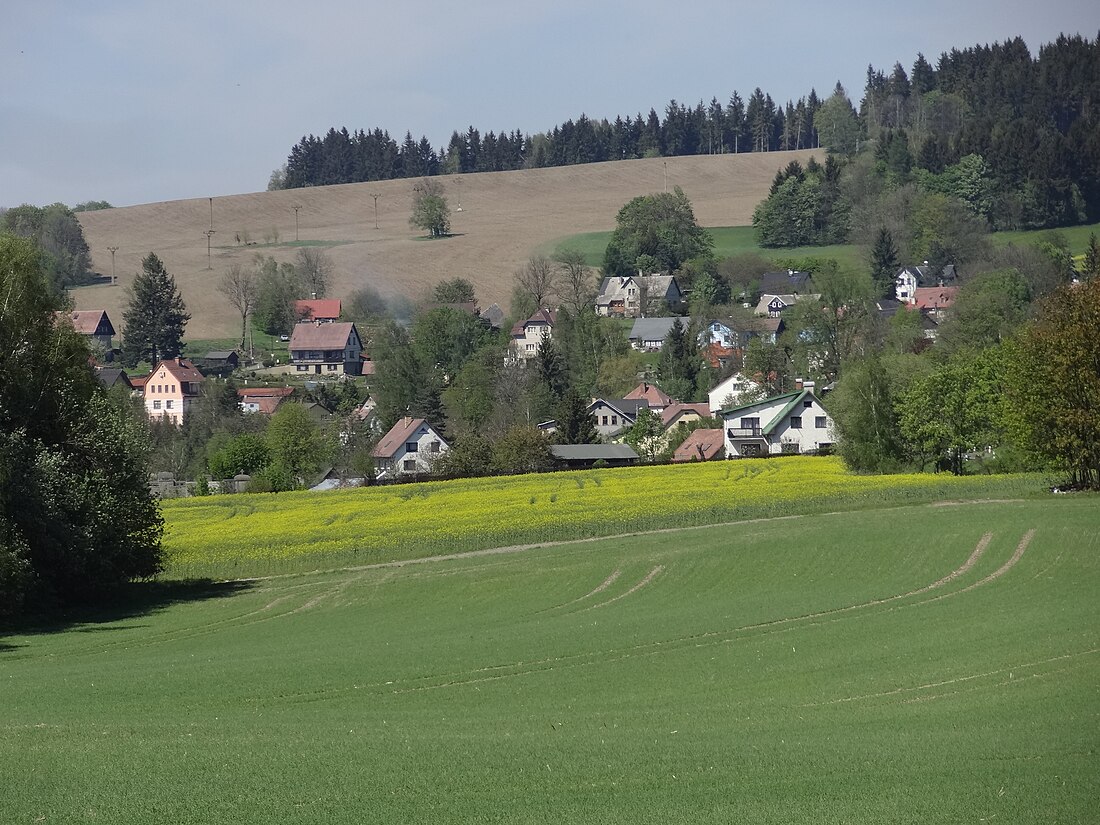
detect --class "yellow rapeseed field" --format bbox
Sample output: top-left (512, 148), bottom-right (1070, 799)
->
top-left (161, 457), bottom-right (1041, 578)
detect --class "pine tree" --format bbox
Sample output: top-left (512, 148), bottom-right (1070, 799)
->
top-left (869, 227), bottom-right (900, 298)
top-left (1082, 233), bottom-right (1100, 281)
top-left (122, 253), bottom-right (190, 367)
top-left (554, 388), bottom-right (598, 444)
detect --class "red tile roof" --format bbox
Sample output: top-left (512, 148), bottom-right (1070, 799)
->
top-left (237, 387), bottom-right (294, 398)
top-left (372, 417), bottom-right (441, 459)
top-left (672, 428), bottom-right (725, 462)
top-left (64, 309), bottom-right (114, 335)
top-left (152, 358), bottom-right (205, 384)
top-left (510, 308), bottom-right (557, 337)
top-left (913, 287), bottom-right (959, 311)
top-left (295, 299), bottom-right (342, 321)
top-left (624, 382), bottom-right (672, 407)
top-left (661, 402), bottom-right (712, 428)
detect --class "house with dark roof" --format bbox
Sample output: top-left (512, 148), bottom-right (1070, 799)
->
top-left (720, 387), bottom-right (834, 457)
top-left (550, 443), bottom-right (639, 469)
top-left (371, 417), bottom-right (449, 479)
top-left (628, 317), bottom-right (679, 350)
top-left (754, 293), bottom-right (818, 318)
top-left (95, 367), bottom-right (132, 391)
top-left (198, 350), bottom-right (240, 374)
top-left (288, 321), bottom-right (363, 376)
top-left (295, 299), bottom-right (342, 323)
top-left (596, 273), bottom-right (683, 317)
top-left (588, 398), bottom-right (650, 438)
top-left (509, 308), bottom-right (556, 362)
top-left (143, 358), bottom-right (205, 425)
top-left (757, 270), bottom-right (814, 298)
top-left (672, 428), bottom-right (725, 462)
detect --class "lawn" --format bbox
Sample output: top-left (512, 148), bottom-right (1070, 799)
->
top-left (2, 494), bottom-right (1096, 823)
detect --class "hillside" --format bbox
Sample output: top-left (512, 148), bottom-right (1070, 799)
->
top-left (73, 150), bottom-right (819, 338)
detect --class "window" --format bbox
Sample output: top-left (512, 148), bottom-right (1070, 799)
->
top-left (429, 442), bottom-right (440, 453)
top-left (152, 400), bottom-right (161, 410)
top-left (804, 400), bottom-right (813, 409)
top-left (601, 416), bottom-right (608, 425)
top-left (403, 459), bottom-right (416, 471)
top-left (327, 364), bottom-right (337, 371)
top-left (171, 385), bottom-right (176, 393)
top-left (611, 416), bottom-right (618, 425)
top-left (405, 442), bottom-right (419, 453)
top-left (296, 365), bottom-right (308, 372)
top-left (816, 416), bottom-right (827, 428)
top-left (166, 400), bottom-right (174, 409)
top-left (741, 417), bottom-right (759, 430)
top-left (791, 416), bottom-right (802, 428)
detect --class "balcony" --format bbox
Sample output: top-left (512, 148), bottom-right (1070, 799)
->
top-left (726, 427), bottom-right (763, 439)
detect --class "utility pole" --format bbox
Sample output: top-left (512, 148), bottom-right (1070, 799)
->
top-left (107, 246), bottom-right (118, 284)
top-left (370, 193), bottom-right (380, 229)
top-left (292, 204), bottom-right (302, 241)
top-left (663, 161), bottom-right (668, 193)
top-left (208, 197), bottom-right (214, 230)
top-left (203, 229), bottom-right (216, 270)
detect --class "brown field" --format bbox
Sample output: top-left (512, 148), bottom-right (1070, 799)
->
top-left (75, 150), bottom-right (819, 338)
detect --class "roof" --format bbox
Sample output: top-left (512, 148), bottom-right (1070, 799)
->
top-left (152, 358), bottom-right (205, 384)
top-left (288, 321), bottom-right (358, 350)
top-left (624, 382), bottom-right (672, 407)
top-left (719, 389), bottom-right (823, 435)
top-left (295, 299), bottom-right (342, 320)
top-left (480, 303), bottom-right (505, 330)
top-left (897, 264), bottom-right (957, 286)
top-left (913, 287), bottom-right (959, 310)
top-left (759, 270), bottom-right (813, 295)
top-left (661, 402), bottom-right (711, 428)
top-left (672, 429), bottom-right (725, 462)
top-left (589, 398), bottom-right (650, 419)
top-left (371, 417), bottom-right (447, 459)
top-left (95, 368), bottom-right (131, 390)
top-left (629, 317), bottom-right (678, 342)
top-left (550, 444), bottom-right (639, 461)
top-left (511, 308), bottom-right (557, 337)
top-left (597, 274), bottom-right (681, 304)
top-left (203, 350), bottom-right (238, 361)
top-left (65, 309), bottom-right (114, 335)
top-left (237, 386), bottom-right (294, 398)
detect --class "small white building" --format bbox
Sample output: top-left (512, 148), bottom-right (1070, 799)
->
top-left (371, 417), bottom-right (449, 478)
top-left (509, 308), bottom-right (556, 363)
top-left (720, 387), bottom-right (835, 457)
top-left (707, 372), bottom-right (764, 415)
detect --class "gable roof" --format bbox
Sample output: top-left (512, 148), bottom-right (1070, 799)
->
top-left (588, 398), bottom-right (650, 419)
top-left (295, 299), bottom-right (342, 320)
top-left (237, 386), bottom-right (294, 398)
top-left (661, 402), bottom-right (711, 428)
top-left (629, 317), bottom-right (678, 343)
top-left (95, 367), bottom-right (132, 390)
top-left (719, 389), bottom-right (824, 435)
top-left (897, 264), bottom-right (957, 287)
top-left (203, 350), bottom-right (238, 361)
top-left (758, 270), bottom-right (813, 295)
top-left (511, 307), bottom-right (557, 337)
top-left (65, 309), bottom-right (115, 336)
top-left (288, 321), bottom-right (358, 350)
top-left (913, 287), bottom-right (959, 310)
top-left (597, 274), bottom-right (681, 304)
top-left (152, 358), bottom-right (205, 384)
top-left (550, 444), bottom-right (639, 461)
top-left (624, 382), bottom-right (672, 407)
top-left (672, 428), bottom-right (725, 462)
top-left (371, 417), bottom-right (447, 459)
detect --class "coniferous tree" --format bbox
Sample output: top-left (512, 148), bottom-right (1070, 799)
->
top-left (869, 227), bottom-right (900, 297)
top-left (554, 388), bottom-right (599, 445)
top-left (122, 253), bottom-right (189, 367)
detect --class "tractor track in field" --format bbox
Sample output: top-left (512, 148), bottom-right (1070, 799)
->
top-left (254, 529), bottom-right (1035, 704)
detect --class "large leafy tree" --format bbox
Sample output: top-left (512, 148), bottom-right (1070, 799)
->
top-left (602, 187), bottom-right (713, 277)
top-left (0, 203), bottom-right (92, 295)
top-left (1005, 279), bottom-right (1100, 488)
top-left (0, 235), bottom-right (163, 616)
top-left (409, 178), bottom-right (451, 238)
top-left (122, 253), bottom-right (190, 367)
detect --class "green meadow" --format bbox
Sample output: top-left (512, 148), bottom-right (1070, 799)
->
top-left (3, 494), bottom-right (1097, 823)
top-left (548, 221), bottom-right (1100, 272)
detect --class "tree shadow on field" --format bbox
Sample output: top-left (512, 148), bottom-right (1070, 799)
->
top-left (0, 578), bottom-right (255, 653)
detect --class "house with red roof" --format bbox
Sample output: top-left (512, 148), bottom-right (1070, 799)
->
top-left (371, 417), bottom-right (449, 479)
top-left (143, 358), bottom-right (205, 425)
top-left (60, 309), bottom-right (115, 350)
top-left (624, 382), bottom-right (673, 414)
top-left (509, 308), bottom-right (556, 363)
top-left (672, 428), bottom-right (725, 462)
top-left (288, 321), bottom-right (363, 376)
top-left (237, 386), bottom-right (294, 415)
top-left (295, 299), bottom-right (342, 323)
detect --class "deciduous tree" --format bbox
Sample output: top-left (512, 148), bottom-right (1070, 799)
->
top-left (602, 188), bottom-right (713, 277)
top-left (217, 264), bottom-right (258, 349)
top-left (410, 178), bottom-right (451, 238)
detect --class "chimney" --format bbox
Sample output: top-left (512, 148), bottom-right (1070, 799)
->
top-left (794, 378), bottom-right (803, 391)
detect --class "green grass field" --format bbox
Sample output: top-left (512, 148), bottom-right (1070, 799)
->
top-left (3, 491), bottom-right (1097, 823)
top-left (548, 221), bottom-right (1100, 274)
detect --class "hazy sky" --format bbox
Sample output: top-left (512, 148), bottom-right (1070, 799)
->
top-left (3, 1), bottom-right (1098, 208)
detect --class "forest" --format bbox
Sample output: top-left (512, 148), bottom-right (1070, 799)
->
top-left (275, 34), bottom-right (1099, 231)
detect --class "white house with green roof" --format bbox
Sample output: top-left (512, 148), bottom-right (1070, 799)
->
top-left (720, 387), bottom-right (835, 458)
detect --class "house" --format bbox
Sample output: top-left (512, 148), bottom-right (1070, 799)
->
top-left (720, 386), bottom-right (834, 457)
top-left (596, 273), bottom-right (684, 317)
top-left (288, 321), bottom-right (363, 376)
top-left (198, 350), bottom-right (240, 374)
top-left (708, 372), bottom-right (765, 414)
top-left (912, 287), bottom-right (958, 317)
top-left (625, 382), bottom-right (673, 414)
top-left (295, 298), bottom-right (342, 322)
top-left (661, 402), bottom-right (712, 431)
top-left (95, 367), bottom-right (132, 391)
top-left (588, 398), bottom-right (650, 437)
top-left (895, 264), bottom-right (957, 304)
top-left (629, 317), bottom-right (679, 350)
top-left (62, 310), bottom-right (116, 352)
top-left (509, 308), bottom-right (556, 362)
top-left (371, 417), bottom-right (449, 479)
top-left (754, 293), bottom-right (818, 317)
top-left (700, 317), bottom-right (784, 357)
top-left (550, 443), bottom-right (639, 469)
top-left (672, 428), bottom-right (725, 462)
top-left (480, 303), bottom-right (505, 331)
top-left (757, 270), bottom-right (814, 298)
top-left (143, 358), bottom-right (205, 425)
top-left (237, 386), bottom-right (294, 415)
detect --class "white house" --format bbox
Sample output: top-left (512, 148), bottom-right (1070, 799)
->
top-left (707, 372), bottom-right (764, 415)
top-left (720, 387), bottom-right (835, 457)
top-left (588, 398), bottom-right (650, 438)
top-left (754, 293), bottom-right (818, 317)
top-left (895, 264), bottom-right (957, 304)
top-left (371, 417), bottom-right (449, 478)
top-left (596, 273), bottom-right (684, 317)
top-left (509, 308), bottom-right (556, 362)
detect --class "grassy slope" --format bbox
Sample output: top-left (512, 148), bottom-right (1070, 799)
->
top-left (550, 221), bottom-right (1100, 272)
top-left (2, 497), bottom-right (1096, 823)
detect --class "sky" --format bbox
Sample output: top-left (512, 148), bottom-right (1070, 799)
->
top-left (3, 1), bottom-right (1098, 208)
